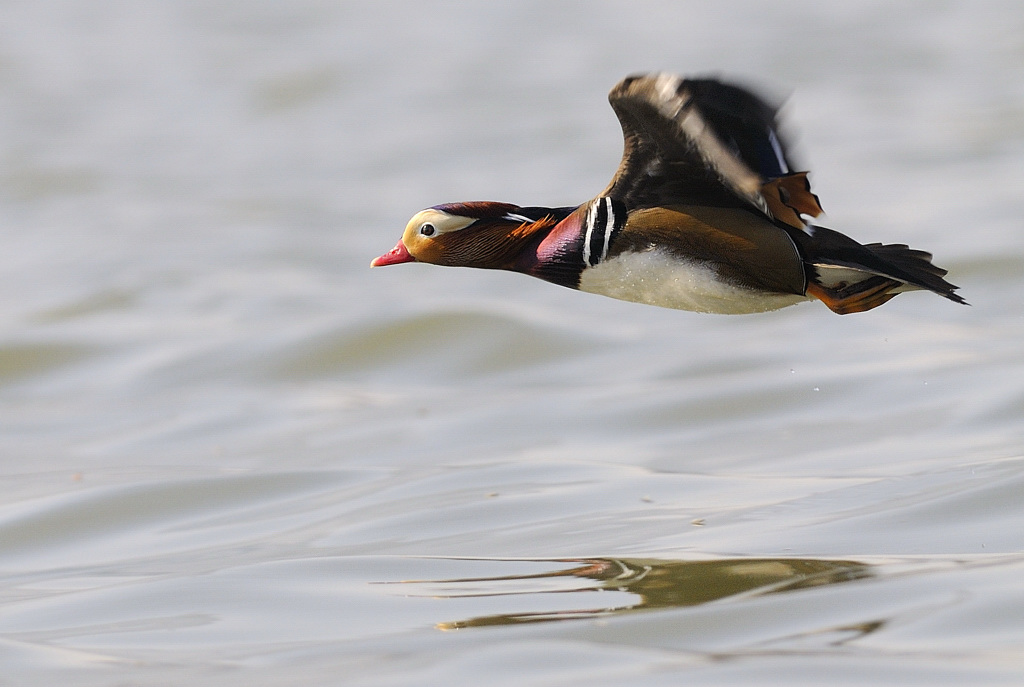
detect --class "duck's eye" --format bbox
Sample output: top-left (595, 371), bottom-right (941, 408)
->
top-left (419, 223), bottom-right (435, 237)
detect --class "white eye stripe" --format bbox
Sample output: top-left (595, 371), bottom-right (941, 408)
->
top-left (503, 213), bottom-right (533, 223)
top-left (405, 210), bottom-right (476, 238)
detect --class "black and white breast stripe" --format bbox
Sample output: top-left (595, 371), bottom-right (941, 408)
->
top-left (582, 197), bottom-right (626, 267)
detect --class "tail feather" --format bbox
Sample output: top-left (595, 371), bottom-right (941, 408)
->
top-left (794, 226), bottom-right (966, 311)
top-left (859, 242), bottom-right (965, 304)
top-left (862, 243), bottom-right (939, 275)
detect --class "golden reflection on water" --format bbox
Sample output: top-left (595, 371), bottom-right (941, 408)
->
top-left (387, 557), bottom-right (873, 629)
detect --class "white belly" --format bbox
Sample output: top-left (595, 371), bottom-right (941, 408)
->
top-left (578, 249), bottom-right (808, 314)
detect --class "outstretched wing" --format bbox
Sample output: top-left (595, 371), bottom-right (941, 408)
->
top-left (601, 73), bottom-right (823, 231)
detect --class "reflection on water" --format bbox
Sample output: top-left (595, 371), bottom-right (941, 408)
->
top-left (386, 557), bottom-right (873, 629)
top-left (0, 343), bottom-right (95, 385)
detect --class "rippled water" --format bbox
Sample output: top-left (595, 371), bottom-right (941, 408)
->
top-left (2, 2), bottom-right (1024, 685)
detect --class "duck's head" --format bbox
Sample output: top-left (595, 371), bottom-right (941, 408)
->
top-left (371, 202), bottom-right (556, 270)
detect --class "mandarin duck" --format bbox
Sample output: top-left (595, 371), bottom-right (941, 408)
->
top-left (372, 73), bottom-right (964, 315)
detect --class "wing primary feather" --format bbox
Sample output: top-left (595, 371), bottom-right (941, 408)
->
top-left (603, 73), bottom-right (817, 230)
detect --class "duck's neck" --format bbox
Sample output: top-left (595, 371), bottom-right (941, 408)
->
top-left (512, 205), bottom-right (589, 288)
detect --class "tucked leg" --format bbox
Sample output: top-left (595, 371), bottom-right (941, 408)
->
top-left (806, 277), bottom-right (902, 315)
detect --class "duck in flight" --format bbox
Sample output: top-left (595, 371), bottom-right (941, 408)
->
top-left (372, 73), bottom-right (964, 315)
